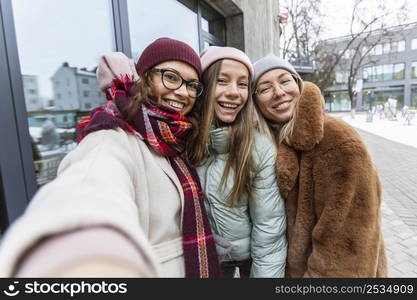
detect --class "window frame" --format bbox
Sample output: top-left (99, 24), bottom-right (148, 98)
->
top-left (198, 0), bottom-right (226, 49)
top-left (0, 0), bottom-right (129, 227)
top-left (0, 0), bottom-right (35, 227)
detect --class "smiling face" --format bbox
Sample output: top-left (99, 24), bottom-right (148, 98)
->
top-left (214, 59), bottom-right (249, 124)
top-left (254, 68), bottom-right (301, 124)
top-left (148, 60), bottom-right (199, 115)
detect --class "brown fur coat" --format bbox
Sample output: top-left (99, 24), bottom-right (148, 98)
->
top-left (276, 82), bottom-right (387, 277)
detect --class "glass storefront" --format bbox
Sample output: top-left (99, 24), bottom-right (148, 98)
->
top-left (11, 0), bottom-right (116, 187)
top-left (9, 0), bottom-right (226, 190)
top-left (1, 0), bottom-right (229, 227)
top-left (362, 86), bottom-right (405, 109)
top-left (325, 91), bottom-right (352, 112)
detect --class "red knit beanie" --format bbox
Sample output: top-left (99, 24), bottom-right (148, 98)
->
top-left (136, 37), bottom-right (202, 77)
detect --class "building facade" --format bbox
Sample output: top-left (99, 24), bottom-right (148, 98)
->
top-left (51, 63), bottom-right (106, 113)
top-left (324, 22), bottom-right (417, 112)
top-left (0, 0), bottom-right (282, 231)
top-left (22, 75), bottom-right (42, 111)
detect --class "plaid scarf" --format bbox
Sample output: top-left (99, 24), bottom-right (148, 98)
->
top-left (77, 76), bottom-right (220, 278)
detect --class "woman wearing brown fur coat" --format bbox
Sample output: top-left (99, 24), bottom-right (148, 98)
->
top-left (251, 55), bottom-right (387, 277)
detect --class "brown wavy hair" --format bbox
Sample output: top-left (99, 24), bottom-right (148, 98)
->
top-left (123, 71), bottom-right (152, 121)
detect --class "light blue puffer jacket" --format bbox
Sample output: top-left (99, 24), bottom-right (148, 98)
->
top-left (197, 127), bottom-right (287, 277)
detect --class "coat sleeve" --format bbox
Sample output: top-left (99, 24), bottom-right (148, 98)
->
top-left (305, 139), bottom-right (384, 277)
top-left (249, 137), bottom-right (287, 278)
top-left (0, 129), bottom-right (160, 276)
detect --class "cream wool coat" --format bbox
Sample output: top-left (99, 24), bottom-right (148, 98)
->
top-left (0, 128), bottom-right (187, 277)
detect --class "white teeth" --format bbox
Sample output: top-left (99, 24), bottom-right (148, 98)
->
top-left (168, 101), bottom-right (184, 109)
top-left (276, 102), bottom-right (290, 110)
top-left (220, 103), bottom-right (238, 108)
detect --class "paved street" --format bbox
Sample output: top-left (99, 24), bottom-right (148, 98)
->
top-left (355, 128), bottom-right (417, 277)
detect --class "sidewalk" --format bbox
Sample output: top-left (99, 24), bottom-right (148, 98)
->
top-left (382, 201), bottom-right (417, 277)
top-left (331, 112), bottom-right (417, 277)
top-left (341, 112), bottom-right (417, 149)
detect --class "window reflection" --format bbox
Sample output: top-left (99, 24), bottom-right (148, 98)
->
top-left (12, 0), bottom-right (115, 187)
top-left (127, 0), bottom-right (199, 60)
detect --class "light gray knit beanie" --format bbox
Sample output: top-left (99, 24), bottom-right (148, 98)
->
top-left (252, 55), bottom-right (302, 91)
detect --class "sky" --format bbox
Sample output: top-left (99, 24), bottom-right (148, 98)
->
top-left (11, 0), bottom-right (201, 100)
top-left (12, 0), bottom-right (115, 99)
top-left (320, 0), bottom-right (417, 39)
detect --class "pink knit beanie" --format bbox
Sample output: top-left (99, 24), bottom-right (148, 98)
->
top-left (200, 46), bottom-right (254, 77)
top-left (136, 37), bottom-right (202, 77)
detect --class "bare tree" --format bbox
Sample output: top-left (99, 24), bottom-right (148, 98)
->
top-left (279, 0), bottom-right (323, 66)
top-left (304, 0), bottom-right (408, 111)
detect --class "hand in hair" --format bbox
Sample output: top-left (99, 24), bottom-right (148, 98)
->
top-left (97, 52), bottom-right (139, 91)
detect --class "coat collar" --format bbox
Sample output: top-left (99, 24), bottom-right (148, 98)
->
top-left (210, 127), bottom-right (229, 154)
top-left (289, 81), bottom-right (325, 151)
top-left (276, 82), bottom-right (325, 198)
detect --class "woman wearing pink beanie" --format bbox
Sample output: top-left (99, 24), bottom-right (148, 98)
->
top-left (0, 38), bottom-right (221, 278)
top-left (187, 46), bottom-right (287, 277)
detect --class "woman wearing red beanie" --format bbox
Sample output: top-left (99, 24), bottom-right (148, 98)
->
top-left (0, 38), bottom-right (221, 278)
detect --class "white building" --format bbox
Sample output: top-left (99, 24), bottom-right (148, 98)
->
top-left (22, 75), bottom-right (42, 111)
top-left (51, 62), bottom-right (106, 112)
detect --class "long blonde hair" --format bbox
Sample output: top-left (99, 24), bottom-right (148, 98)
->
top-left (187, 60), bottom-right (255, 205)
top-left (253, 103), bottom-right (276, 145)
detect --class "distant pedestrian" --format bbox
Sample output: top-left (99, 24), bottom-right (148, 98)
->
top-left (376, 104), bottom-right (384, 119)
top-left (252, 55), bottom-right (387, 277)
top-left (40, 117), bottom-right (59, 150)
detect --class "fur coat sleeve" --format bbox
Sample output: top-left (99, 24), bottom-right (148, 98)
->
top-left (305, 134), bottom-right (386, 277)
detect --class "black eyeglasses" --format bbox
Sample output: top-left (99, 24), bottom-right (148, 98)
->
top-left (150, 68), bottom-right (203, 98)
